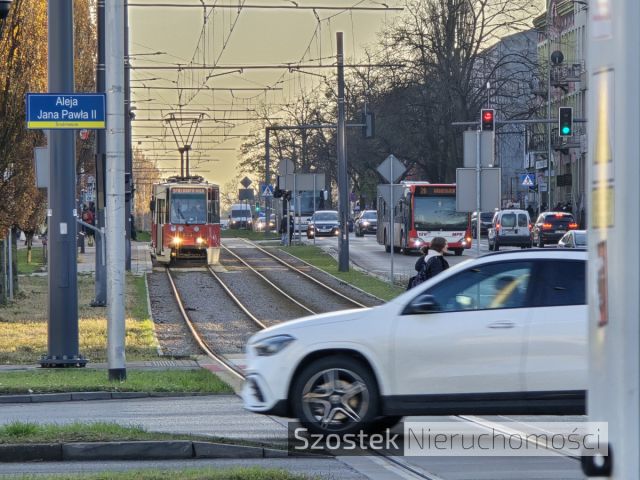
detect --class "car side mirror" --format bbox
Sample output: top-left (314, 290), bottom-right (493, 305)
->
top-left (402, 293), bottom-right (440, 315)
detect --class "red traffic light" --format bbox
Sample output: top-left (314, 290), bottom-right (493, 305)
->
top-left (481, 109), bottom-right (495, 131)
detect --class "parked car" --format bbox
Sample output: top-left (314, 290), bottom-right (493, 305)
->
top-left (242, 249), bottom-right (587, 435)
top-left (488, 209), bottom-right (533, 251)
top-left (471, 211), bottom-right (495, 237)
top-left (532, 212), bottom-right (578, 247)
top-left (558, 229), bottom-right (587, 248)
top-left (306, 210), bottom-right (340, 239)
top-left (354, 210), bottom-right (377, 237)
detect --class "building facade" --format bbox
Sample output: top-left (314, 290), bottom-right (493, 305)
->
top-left (532, 0), bottom-right (588, 222)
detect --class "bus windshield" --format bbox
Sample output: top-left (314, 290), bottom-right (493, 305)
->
top-left (413, 195), bottom-right (468, 231)
top-left (171, 191), bottom-right (206, 224)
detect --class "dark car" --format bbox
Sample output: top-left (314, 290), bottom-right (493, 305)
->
top-left (471, 211), bottom-right (495, 237)
top-left (307, 210), bottom-right (340, 239)
top-left (354, 210), bottom-right (377, 237)
top-left (532, 212), bottom-right (578, 247)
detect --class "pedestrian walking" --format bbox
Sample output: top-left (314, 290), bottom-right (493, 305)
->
top-left (407, 237), bottom-right (450, 289)
top-left (407, 246), bottom-right (429, 290)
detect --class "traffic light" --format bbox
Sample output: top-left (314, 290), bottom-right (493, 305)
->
top-left (362, 111), bottom-right (375, 139)
top-left (255, 202), bottom-right (260, 212)
top-left (559, 107), bottom-right (573, 137)
top-left (481, 109), bottom-right (495, 131)
top-left (273, 188), bottom-right (283, 198)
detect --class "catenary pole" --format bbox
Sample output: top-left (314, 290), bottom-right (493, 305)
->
top-left (124, 0), bottom-right (132, 271)
top-left (93, 0), bottom-right (107, 307)
top-left (41, 0), bottom-right (85, 367)
top-left (265, 128), bottom-right (270, 238)
top-left (105, 0), bottom-right (127, 381)
top-left (336, 32), bottom-right (349, 272)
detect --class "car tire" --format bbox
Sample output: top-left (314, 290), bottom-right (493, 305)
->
top-left (538, 236), bottom-right (544, 248)
top-left (291, 355), bottom-right (380, 436)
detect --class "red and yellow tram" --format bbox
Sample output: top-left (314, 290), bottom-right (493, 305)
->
top-left (150, 176), bottom-right (221, 265)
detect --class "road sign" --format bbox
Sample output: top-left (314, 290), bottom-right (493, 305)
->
top-left (261, 184), bottom-right (274, 197)
top-left (377, 154), bottom-right (406, 183)
top-left (277, 159), bottom-right (295, 176)
top-left (238, 188), bottom-right (254, 201)
top-left (520, 174), bottom-right (536, 187)
top-left (455, 167), bottom-right (502, 212)
top-left (463, 130), bottom-right (495, 168)
top-left (26, 93), bottom-right (106, 129)
top-left (240, 176), bottom-right (252, 188)
top-left (33, 147), bottom-right (49, 189)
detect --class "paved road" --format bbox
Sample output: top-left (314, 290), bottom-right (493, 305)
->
top-left (300, 234), bottom-right (540, 285)
top-left (0, 396), bottom-right (585, 479)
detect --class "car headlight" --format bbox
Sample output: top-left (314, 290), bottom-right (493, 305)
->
top-left (252, 334), bottom-right (295, 356)
top-left (362, 221), bottom-right (369, 226)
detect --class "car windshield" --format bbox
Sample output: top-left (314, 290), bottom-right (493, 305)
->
top-left (314, 212), bottom-right (338, 222)
top-left (231, 209), bottom-right (250, 218)
top-left (481, 212), bottom-right (494, 221)
top-left (414, 196), bottom-right (468, 230)
top-left (361, 211), bottom-right (377, 220)
top-left (574, 232), bottom-right (587, 246)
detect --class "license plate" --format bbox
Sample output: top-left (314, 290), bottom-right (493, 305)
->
top-left (555, 230), bottom-right (565, 233)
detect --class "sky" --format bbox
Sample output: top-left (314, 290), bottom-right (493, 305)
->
top-left (129, 0), bottom-right (406, 191)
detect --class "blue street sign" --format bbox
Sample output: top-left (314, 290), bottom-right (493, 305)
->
top-left (261, 184), bottom-right (274, 197)
top-left (26, 93), bottom-right (106, 129)
top-left (520, 173), bottom-right (536, 187)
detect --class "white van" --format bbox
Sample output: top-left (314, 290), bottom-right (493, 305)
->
top-left (229, 204), bottom-right (252, 229)
top-left (488, 209), bottom-right (533, 250)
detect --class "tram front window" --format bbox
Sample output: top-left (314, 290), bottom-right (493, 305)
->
top-left (171, 192), bottom-right (207, 224)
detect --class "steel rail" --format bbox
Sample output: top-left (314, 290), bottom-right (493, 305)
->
top-left (206, 265), bottom-right (268, 330)
top-left (165, 267), bottom-right (245, 380)
top-left (221, 245), bottom-right (316, 316)
top-left (241, 239), bottom-right (367, 308)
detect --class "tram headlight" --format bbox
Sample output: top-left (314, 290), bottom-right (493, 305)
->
top-left (196, 237), bottom-right (205, 245)
top-left (171, 236), bottom-right (182, 245)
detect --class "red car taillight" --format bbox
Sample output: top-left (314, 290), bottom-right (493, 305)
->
top-left (569, 223), bottom-right (578, 229)
top-left (542, 223), bottom-right (553, 229)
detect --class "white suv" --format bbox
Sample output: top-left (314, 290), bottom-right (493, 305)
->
top-left (242, 250), bottom-right (587, 434)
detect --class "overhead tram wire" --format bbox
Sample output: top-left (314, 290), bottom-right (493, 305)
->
top-left (128, 3), bottom-right (403, 10)
top-left (131, 62), bottom-right (405, 71)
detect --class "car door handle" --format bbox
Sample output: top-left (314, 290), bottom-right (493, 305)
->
top-left (488, 321), bottom-right (515, 329)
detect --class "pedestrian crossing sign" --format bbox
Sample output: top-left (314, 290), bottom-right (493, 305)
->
top-left (520, 174), bottom-right (535, 187)
top-left (261, 184), bottom-right (274, 197)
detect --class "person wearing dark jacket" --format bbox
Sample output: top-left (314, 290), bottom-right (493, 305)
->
top-left (414, 245), bottom-right (430, 273)
top-left (422, 237), bottom-right (450, 279)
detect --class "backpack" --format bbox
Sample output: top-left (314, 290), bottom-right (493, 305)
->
top-left (412, 256), bottom-right (447, 288)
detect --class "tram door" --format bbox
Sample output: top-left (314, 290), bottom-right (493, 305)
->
top-left (154, 188), bottom-right (167, 256)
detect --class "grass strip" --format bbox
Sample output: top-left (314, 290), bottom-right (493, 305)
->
top-left (0, 422), bottom-right (274, 449)
top-left (5, 468), bottom-right (304, 480)
top-left (135, 231), bottom-right (151, 242)
top-left (0, 369), bottom-right (232, 395)
top-left (16, 247), bottom-right (45, 275)
top-left (0, 275), bottom-right (159, 364)
top-left (282, 245), bottom-right (404, 301)
top-left (221, 229), bottom-right (279, 241)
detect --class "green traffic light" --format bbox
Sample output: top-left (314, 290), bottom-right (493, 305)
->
top-left (561, 126), bottom-right (571, 135)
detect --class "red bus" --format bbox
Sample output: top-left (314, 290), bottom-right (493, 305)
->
top-left (150, 176), bottom-right (221, 265)
top-left (376, 182), bottom-right (472, 255)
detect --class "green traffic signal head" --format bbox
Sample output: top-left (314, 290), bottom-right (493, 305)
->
top-left (559, 106), bottom-right (573, 137)
top-left (561, 126), bottom-right (571, 135)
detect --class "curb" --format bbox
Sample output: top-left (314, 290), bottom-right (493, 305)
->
top-left (0, 391), bottom-right (222, 404)
top-left (0, 441), bottom-right (322, 462)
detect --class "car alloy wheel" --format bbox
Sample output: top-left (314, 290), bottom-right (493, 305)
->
top-left (293, 356), bottom-right (379, 435)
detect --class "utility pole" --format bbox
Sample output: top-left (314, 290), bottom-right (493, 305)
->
top-left (105, 0), bottom-right (127, 381)
top-left (124, 0), bottom-right (132, 271)
top-left (265, 127), bottom-right (271, 238)
top-left (336, 32), bottom-right (349, 272)
top-left (41, 0), bottom-right (85, 367)
top-left (546, 4), bottom-right (553, 209)
top-left (92, 0), bottom-right (107, 307)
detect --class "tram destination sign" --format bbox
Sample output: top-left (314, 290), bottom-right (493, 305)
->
top-left (26, 93), bottom-right (106, 129)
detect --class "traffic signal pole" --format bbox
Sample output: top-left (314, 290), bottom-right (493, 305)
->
top-left (41, 0), bottom-right (85, 368)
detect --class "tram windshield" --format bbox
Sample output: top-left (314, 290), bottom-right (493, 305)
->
top-left (170, 190), bottom-right (207, 224)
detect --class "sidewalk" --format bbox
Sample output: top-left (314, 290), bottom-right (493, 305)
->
top-left (77, 240), bottom-right (152, 276)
